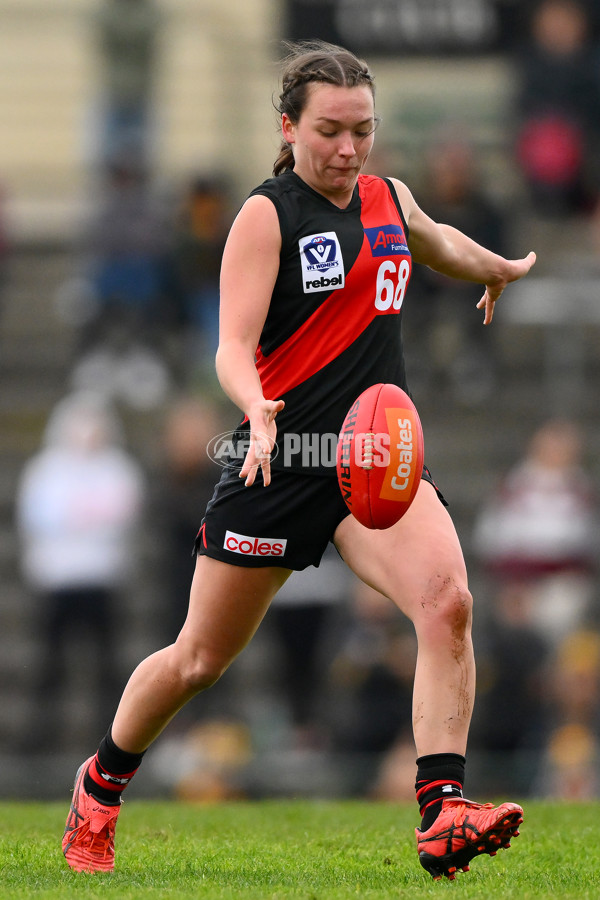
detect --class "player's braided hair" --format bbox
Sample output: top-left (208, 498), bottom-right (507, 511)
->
top-left (273, 41), bottom-right (376, 177)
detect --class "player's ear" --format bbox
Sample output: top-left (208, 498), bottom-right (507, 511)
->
top-left (282, 114), bottom-right (296, 144)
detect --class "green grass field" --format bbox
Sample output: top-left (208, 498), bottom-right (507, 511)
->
top-left (0, 799), bottom-right (598, 899)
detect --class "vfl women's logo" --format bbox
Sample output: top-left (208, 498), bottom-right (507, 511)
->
top-left (299, 231), bottom-right (345, 294)
top-left (303, 235), bottom-right (337, 266)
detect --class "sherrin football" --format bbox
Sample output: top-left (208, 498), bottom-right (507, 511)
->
top-left (336, 383), bottom-right (424, 530)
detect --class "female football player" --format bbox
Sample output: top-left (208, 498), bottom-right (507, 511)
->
top-left (63, 41), bottom-right (535, 881)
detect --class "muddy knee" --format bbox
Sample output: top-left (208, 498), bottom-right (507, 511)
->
top-left (419, 578), bottom-right (473, 640)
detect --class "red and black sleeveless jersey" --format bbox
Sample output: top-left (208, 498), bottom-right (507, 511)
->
top-left (245, 170), bottom-right (412, 475)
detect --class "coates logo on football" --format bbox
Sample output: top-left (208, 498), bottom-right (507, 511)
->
top-left (206, 431), bottom-right (279, 470)
top-left (224, 530), bottom-right (287, 557)
top-left (379, 408), bottom-right (419, 501)
top-left (299, 231), bottom-right (345, 294)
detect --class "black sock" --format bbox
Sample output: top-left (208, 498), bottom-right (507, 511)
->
top-left (415, 753), bottom-right (465, 831)
top-left (83, 727), bottom-right (146, 805)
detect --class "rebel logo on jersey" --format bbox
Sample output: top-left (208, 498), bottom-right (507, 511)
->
top-left (299, 231), bottom-right (345, 293)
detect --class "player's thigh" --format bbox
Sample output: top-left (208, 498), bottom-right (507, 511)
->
top-left (177, 555), bottom-right (292, 664)
top-left (333, 479), bottom-right (469, 620)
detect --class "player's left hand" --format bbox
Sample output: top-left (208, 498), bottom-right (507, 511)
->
top-left (477, 250), bottom-right (537, 325)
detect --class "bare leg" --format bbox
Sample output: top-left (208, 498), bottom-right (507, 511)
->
top-left (111, 556), bottom-right (291, 753)
top-left (334, 481), bottom-right (474, 757)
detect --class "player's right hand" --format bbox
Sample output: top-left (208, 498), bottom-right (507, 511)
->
top-left (240, 399), bottom-right (285, 487)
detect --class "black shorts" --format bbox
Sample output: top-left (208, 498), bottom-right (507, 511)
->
top-left (194, 465), bottom-right (446, 571)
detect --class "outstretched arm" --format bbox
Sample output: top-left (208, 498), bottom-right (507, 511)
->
top-left (390, 178), bottom-right (536, 324)
top-left (216, 194), bottom-right (285, 486)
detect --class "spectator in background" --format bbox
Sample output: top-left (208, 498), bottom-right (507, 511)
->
top-left (70, 150), bottom-right (173, 410)
top-left (169, 176), bottom-right (233, 386)
top-left (92, 0), bottom-right (162, 168)
top-left (535, 628), bottom-right (600, 799)
top-left (327, 582), bottom-right (417, 795)
top-left (16, 392), bottom-right (145, 749)
top-left (472, 418), bottom-right (600, 649)
top-left (405, 129), bottom-right (507, 404)
top-left (0, 182), bottom-right (10, 355)
top-left (265, 545), bottom-right (350, 748)
top-left (514, 0), bottom-right (600, 217)
top-left (150, 395), bottom-right (224, 642)
top-left (468, 580), bottom-right (550, 796)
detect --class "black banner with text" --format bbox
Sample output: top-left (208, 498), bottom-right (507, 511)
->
top-left (284, 0), bottom-right (525, 56)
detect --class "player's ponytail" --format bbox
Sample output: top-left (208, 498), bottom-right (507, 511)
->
top-left (273, 141), bottom-right (295, 177)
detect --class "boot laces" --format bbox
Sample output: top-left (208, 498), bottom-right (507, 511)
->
top-left (452, 800), bottom-right (494, 827)
top-left (70, 815), bottom-right (115, 859)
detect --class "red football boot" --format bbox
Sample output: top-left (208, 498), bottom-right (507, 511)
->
top-left (62, 756), bottom-right (121, 873)
top-left (416, 797), bottom-right (523, 881)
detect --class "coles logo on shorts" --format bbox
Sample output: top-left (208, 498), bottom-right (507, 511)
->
top-left (224, 530), bottom-right (287, 557)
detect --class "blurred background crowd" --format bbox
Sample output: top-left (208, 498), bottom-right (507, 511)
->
top-left (1, 0), bottom-right (600, 803)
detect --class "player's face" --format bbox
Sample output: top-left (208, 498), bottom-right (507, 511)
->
top-left (282, 83), bottom-right (376, 206)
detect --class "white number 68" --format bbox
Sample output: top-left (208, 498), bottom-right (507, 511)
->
top-left (374, 259), bottom-right (411, 311)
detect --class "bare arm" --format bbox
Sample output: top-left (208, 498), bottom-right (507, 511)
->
top-left (390, 178), bottom-right (536, 324)
top-left (216, 194), bottom-right (284, 486)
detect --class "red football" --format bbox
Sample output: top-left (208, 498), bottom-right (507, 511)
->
top-left (336, 383), bottom-right (424, 530)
